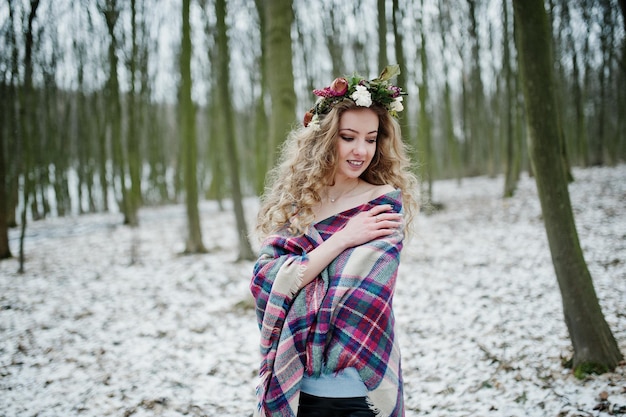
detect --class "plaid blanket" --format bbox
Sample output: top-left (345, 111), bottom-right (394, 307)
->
top-left (251, 190), bottom-right (405, 417)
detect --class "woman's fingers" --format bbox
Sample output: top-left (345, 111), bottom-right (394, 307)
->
top-left (369, 204), bottom-right (394, 216)
top-left (359, 205), bottom-right (401, 231)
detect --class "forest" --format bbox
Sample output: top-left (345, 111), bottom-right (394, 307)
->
top-left (0, 0), bottom-right (625, 414)
top-left (1, 0), bottom-right (624, 251)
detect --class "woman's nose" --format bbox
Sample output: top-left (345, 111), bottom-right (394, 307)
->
top-left (353, 139), bottom-right (365, 154)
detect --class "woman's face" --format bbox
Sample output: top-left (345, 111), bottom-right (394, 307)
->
top-left (334, 108), bottom-right (379, 181)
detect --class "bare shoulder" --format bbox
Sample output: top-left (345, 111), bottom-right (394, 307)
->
top-left (367, 183), bottom-right (396, 201)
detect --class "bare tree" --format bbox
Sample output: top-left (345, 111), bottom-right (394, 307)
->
top-left (437, 0), bottom-right (462, 183)
top-left (214, 0), bottom-right (254, 261)
top-left (100, 0), bottom-right (136, 225)
top-left (250, 0), bottom-right (270, 195)
top-left (378, 0), bottom-right (388, 72)
top-left (264, 0), bottom-right (297, 170)
top-left (417, 0), bottom-right (433, 208)
top-left (17, 0), bottom-right (41, 272)
top-left (465, 0), bottom-right (488, 176)
top-left (125, 0), bottom-right (143, 224)
top-left (513, 0), bottom-right (623, 375)
top-left (502, 0), bottom-right (521, 197)
top-left (180, 0), bottom-right (206, 254)
top-left (0, 0), bottom-right (19, 260)
top-left (392, 0), bottom-right (411, 145)
top-left (0, 80), bottom-right (11, 259)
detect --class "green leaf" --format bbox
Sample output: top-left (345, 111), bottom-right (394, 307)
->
top-left (377, 64), bottom-right (401, 82)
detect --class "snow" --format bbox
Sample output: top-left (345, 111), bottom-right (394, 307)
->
top-left (1, 164), bottom-right (625, 417)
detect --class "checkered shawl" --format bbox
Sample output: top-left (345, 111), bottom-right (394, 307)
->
top-left (251, 190), bottom-right (405, 417)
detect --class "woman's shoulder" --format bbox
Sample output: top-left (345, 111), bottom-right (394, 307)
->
top-left (366, 183), bottom-right (396, 201)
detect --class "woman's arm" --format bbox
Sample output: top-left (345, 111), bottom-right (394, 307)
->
top-left (297, 203), bottom-right (402, 288)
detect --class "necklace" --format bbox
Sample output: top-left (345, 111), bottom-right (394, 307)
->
top-left (328, 179), bottom-right (360, 203)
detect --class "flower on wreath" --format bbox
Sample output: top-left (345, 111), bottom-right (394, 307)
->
top-left (330, 77), bottom-right (349, 95)
top-left (351, 85), bottom-right (373, 107)
top-left (313, 77), bottom-right (349, 98)
top-left (303, 111), bottom-right (314, 127)
top-left (303, 64), bottom-right (407, 128)
top-left (302, 111), bottom-right (321, 130)
top-left (307, 113), bottom-right (321, 130)
top-left (390, 96), bottom-right (404, 112)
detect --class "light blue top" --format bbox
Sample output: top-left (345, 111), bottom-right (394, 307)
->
top-left (300, 367), bottom-right (368, 397)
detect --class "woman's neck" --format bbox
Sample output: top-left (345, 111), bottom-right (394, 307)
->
top-left (327, 178), bottom-right (360, 203)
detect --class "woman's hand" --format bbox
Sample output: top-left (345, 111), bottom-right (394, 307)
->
top-left (296, 204), bottom-right (402, 289)
top-left (334, 204), bottom-right (403, 249)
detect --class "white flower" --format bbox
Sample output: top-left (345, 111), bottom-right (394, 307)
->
top-left (390, 96), bottom-right (404, 112)
top-left (350, 85), bottom-right (372, 107)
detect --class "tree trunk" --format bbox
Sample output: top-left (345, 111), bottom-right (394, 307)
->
top-left (215, 0), bottom-right (254, 261)
top-left (546, 0), bottom-right (573, 183)
top-left (264, 0), bottom-right (296, 170)
top-left (50, 85), bottom-right (72, 217)
top-left (126, 0), bottom-right (142, 226)
top-left (466, 0), bottom-right (487, 176)
top-left (437, 0), bottom-right (461, 183)
top-left (16, 0), bottom-right (40, 272)
top-left (180, 0), bottom-right (206, 254)
top-left (570, 35), bottom-right (588, 166)
top-left (378, 0), bottom-right (388, 72)
top-left (0, 1), bottom-right (16, 257)
top-left (513, 0), bottom-right (623, 374)
top-left (253, 0), bottom-right (269, 195)
top-left (502, 0), bottom-right (520, 198)
top-left (392, 0), bottom-right (412, 146)
top-left (203, 0), bottom-right (226, 206)
top-left (321, 2), bottom-right (345, 77)
top-left (0, 82), bottom-right (11, 259)
top-left (75, 40), bottom-right (98, 213)
top-left (101, 0), bottom-right (133, 224)
top-left (417, 0), bottom-right (433, 208)
top-left (4, 0), bottom-right (19, 229)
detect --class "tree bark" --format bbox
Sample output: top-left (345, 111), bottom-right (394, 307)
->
top-left (502, 0), bottom-right (521, 198)
top-left (513, 0), bottom-right (623, 373)
top-left (215, 0), bottom-right (254, 261)
top-left (101, 0), bottom-right (133, 224)
top-left (126, 0), bottom-right (142, 225)
top-left (378, 0), bottom-right (388, 72)
top-left (180, 0), bottom-right (206, 254)
top-left (253, 0), bottom-right (269, 195)
top-left (0, 82), bottom-right (11, 259)
top-left (264, 0), bottom-right (296, 170)
top-left (392, 0), bottom-right (412, 146)
top-left (18, 0), bottom-right (40, 272)
top-left (0, 0), bottom-right (18, 259)
top-left (437, 0), bottom-right (461, 183)
top-left (466, 0), bottom-right (487, 176)
top-left (417, 0), bottom-right (433, 208)
top-left (321, 2), bottom-right (345, 77)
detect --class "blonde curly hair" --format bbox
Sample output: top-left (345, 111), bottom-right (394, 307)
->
top-left (256, 99), bottom-right (419, 239)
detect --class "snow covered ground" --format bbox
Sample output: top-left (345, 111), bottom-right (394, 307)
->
top-left (1, 164), bottom-right (625, 417)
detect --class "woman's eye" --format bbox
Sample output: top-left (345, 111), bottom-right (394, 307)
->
top-left (341, 136), bottom-right (354, 142)
top-left (366, 139), bottom-right (377, 144)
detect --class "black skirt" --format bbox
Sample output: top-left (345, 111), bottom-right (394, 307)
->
top-left (297, 392), bottom-right (375, 417)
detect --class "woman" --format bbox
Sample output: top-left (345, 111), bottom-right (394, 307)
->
top-left (251, 66), bottom-right (418, 417)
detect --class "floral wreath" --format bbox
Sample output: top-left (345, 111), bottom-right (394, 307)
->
top-left (303, 65), bottom-right (406, 129)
